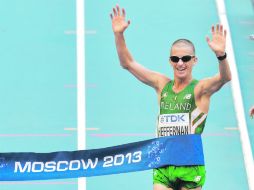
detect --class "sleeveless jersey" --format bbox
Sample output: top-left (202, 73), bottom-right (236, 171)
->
top-left (157, 79), bottom-right (207, 137)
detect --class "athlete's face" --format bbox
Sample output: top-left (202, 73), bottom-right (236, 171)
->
top-left (170, 44), bottom-right (197, 80)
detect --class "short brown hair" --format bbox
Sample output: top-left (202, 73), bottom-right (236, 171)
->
top-left (171, 39), bottom-right (195, 55)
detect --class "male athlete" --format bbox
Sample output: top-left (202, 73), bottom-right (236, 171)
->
top-left (110, 5), bottom-right (231, 190)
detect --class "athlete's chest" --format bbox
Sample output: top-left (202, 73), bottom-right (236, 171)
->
top-left (160, 90), bottom-right (195, 113)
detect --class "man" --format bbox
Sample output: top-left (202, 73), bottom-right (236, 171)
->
top-left (110, 5), bottom-right (231, 190)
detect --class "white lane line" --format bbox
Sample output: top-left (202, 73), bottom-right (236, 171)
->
top-left (64, 83), bottom-right (97, 88)
top-left (215, 1), bottom-right (254, 189)
top-left (64, 128), bottom-right (77, 131)
top-left (64, 84), bottom-right (77, 88)
top-left (89, 133), bottom-right (236, 138)
top-left (90, 133), bottom-right (155, 137)
top-left (85, 30), bottom-right (97, 35)
top-left (86, 128), bottom-right (100, 131)
top-left (239, 20), bottom-right (254, 25)
top-left (0, 134), bottom-right (72, 137)
top-left (224, 127), bottom-right (239, 130)
top-left (85, 83), bottom-right (97, 88)
top-left (64, 128), bottom-right (100, 131)
top-left (202, 133), bottom-right (234, 137)
top-left (0, 181), bottom-right (77, 185)
top-left (64, 30), bottom-right (76, 35)
top-left (247, 52), bottom-right (254, 56)
top-left (64, 30), bottom-right (97, 35)
top-left (76, 0), bottom-right (86, 189)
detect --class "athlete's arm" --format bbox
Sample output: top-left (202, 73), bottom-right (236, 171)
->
top-left (250, 106), bottom-right (254, 118)
top-left (110, 5), bottom-right (169, 92)
top-left (197, 24), bottom-right (231, 97)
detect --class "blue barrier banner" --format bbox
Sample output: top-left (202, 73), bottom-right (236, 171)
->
top-left (0, 135), bottom-right (204, 181)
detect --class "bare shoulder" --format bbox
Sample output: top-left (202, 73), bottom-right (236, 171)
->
top-left (194, 78), bottom-right (209, 99)
top-left (194, 79), bottom-right (211, 113)
top-left (126, 61), bottom-right (170, 92)
top-left (194, 74), bottom-right (225, 98)
top-left (156, 74), bottom-right (170, 94)
top-left (194, 76), bottom-right (222, 113)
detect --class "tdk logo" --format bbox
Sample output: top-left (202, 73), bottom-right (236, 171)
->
top-left (160, 114), bottom-right (186, 123)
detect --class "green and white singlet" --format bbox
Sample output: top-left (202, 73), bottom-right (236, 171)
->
top-left (153, 79), bottom-right (206, 189)
top-left (157, 79), bottom-right (207, 137)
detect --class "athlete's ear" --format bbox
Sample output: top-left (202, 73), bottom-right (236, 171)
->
top-left (193, 56), bottom-right (198, 65)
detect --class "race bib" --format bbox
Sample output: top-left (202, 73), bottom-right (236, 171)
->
top-left (157, 113), bottom-right (190, 137)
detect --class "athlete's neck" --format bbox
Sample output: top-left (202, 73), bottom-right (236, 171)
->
top-left (173, 76), bottom-right (193, 93)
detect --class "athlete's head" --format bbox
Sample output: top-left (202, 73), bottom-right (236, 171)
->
top-left (169, 39), bottom-right (197, 80)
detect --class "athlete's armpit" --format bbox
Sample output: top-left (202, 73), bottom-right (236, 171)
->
top-left (126, 61), bottom-right (170, 92)
top-left (196, 73), bottom-right (228, 97)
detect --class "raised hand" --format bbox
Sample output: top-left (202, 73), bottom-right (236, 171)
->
top-left (110, 5), bottom-right (130, 34)
top-left (206, 24), bottom-right (227, 56)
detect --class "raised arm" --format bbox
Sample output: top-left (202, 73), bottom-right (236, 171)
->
top-left (110, 5), bottom-right (169, 92)
top-left (250, 106), bottom-right (254, 119)
top-left (197, 24), bottom-right (232, 97)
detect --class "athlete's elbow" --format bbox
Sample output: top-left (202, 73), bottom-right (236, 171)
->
top-left (120, 60), bottom-right (135, 70)
top-left (121, 64), bottom-right (129, 70)
top-left (119, 59), bottom-right (133, 70)
top-left (119, 60), bottom-right (130, 70)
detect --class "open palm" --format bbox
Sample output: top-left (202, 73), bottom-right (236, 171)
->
top-left (110, 5), bottom-right (130, 33)
top-left (206, 24), bottom-right (227, 55)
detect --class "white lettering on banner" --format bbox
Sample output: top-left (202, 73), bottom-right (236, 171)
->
top-left (14, 151), bottom-right (142, 173)
top-left (14, 162), bottom-right (31, 173)
top-left (44, 161), bottom-right (56, 172)
top-left (14, 158), bottom-right (98, 173)
top-left (81, 159), bottom-right (98, 170)
top-left (57, 161), bottom-right (68, 172)
top-left (32, 162), bottom-right (44, 172)
top-left (103, 151), bottom-right (142, 168)
top-left (158, 113), bottom-right (191, 137)
top-left (69, 160), bottom-right (81, 171)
